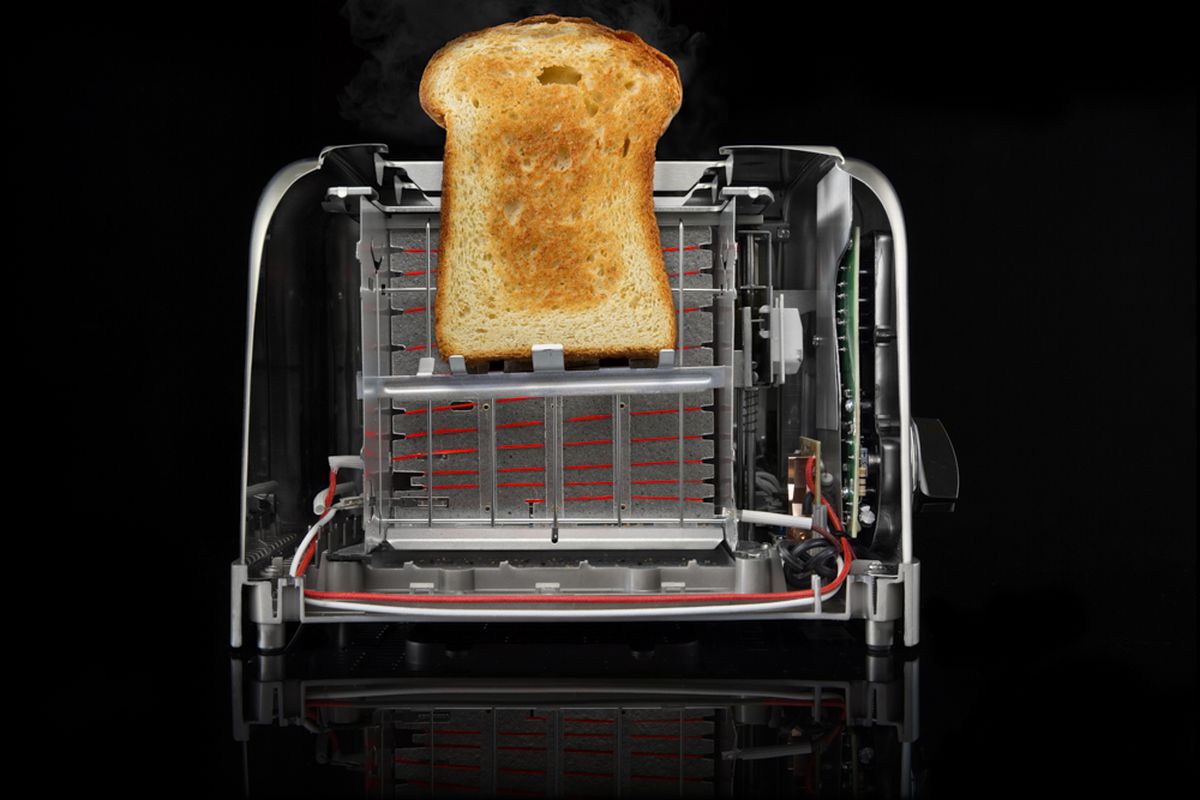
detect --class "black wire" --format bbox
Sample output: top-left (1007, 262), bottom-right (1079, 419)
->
top-left (778, 535), bottom-right (842, 588)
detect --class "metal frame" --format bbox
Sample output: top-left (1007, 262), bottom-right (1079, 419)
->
top-left (359, 178), bottom-right (733, 550)
top-left (232, 144), bottom-right (921, 650)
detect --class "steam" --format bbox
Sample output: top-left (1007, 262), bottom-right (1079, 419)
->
top-left (339, 0), bottom-right (720, 156)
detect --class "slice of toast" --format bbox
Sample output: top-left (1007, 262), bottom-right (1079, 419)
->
top-left (420, 15), bottom-right (682, 363)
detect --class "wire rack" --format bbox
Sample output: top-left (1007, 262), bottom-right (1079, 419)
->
top-left (360, 204), bottom-right (736, 545)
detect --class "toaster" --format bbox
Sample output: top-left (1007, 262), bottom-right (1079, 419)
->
top-left (230, 143), bottom-right (958, 651)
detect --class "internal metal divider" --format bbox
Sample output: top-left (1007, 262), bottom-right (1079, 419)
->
top-left (423, 414), bottom-right (432, 523)
top-left (545, 397), bottom-right (562, 529)
top-left (716, 199), bottom-right (738, 543)
top-left (616, 395), bottom-right (631, 522)
top-left (612, 395), bottom-right (622, 523)
top-left (677, 221), bottom-right (686, 523)
top-left (479, 396), bottom-right (496, 526)
top-left (424, 220), bottom-right (434, 525)
top-left (555, 395), bottom-right (565, 524)
top-left (375, 282), bottom-right (386, 525)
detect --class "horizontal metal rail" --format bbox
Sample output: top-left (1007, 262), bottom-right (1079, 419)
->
top-left (361, 365), bottom-right (728, 401)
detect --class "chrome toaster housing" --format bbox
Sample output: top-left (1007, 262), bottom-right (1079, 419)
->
top-left (231, 143), bottom-right (957, 651)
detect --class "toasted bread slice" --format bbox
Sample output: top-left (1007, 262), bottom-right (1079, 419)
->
top-left (420, 15), bottom-right (682, 362)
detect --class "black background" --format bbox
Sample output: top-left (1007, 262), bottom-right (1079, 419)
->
top-left (14, 2), bottom-right (1194, 796)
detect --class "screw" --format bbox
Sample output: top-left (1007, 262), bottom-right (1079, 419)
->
top-left (844, 399), bottom-right (855, 412)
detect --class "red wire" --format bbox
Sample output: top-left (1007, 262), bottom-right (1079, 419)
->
top-left (295, 469), bottom-right (338, 578)
top-left (304, 538), bottom-right (852, 605)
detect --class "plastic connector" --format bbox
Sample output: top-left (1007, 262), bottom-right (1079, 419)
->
top-left (327, 455), bottom-right (364, 473)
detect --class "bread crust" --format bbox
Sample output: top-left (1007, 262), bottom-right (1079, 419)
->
top-left (421, 15), bottom-right (682, 362)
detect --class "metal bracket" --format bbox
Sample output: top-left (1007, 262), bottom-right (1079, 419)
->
top-left (322, 186), bottom-right (374, 215)
top-left (531, 344), bottom-right (566, 372)
top-left (768, 295), bottom-right (804, 384)
top-left (721, 185), bottom-right (775, 215)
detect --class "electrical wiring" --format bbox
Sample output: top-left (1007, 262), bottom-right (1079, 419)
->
top-left (739, 508), bottom-right (813, 530)
top-left (805, 456), bottom-right (843, 532)
top-left (754, 470), bottom-right (786, 512)
top-left (287, 469), bottom-right (337, 577)
top-left (301, 537), bottom-right (852, 617)
top-left (295, 456), bottom-right (853, 615)
top-left (779, 537), bottom-right (841, 585)
top-left (288, 505), bottom-right (339, 578)
top-left (289, 466), bottom-right (362, 579)
top-left (749, 457), bottom-right (845, 587)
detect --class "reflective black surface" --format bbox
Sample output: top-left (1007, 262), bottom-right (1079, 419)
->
top-left (234, 623), bottom-right (919, 798)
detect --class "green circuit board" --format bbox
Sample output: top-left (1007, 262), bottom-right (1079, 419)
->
top-left (836, 227), bottom-right (863, 537)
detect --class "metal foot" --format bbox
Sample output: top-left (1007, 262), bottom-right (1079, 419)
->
top-left (865, 620), bottom-right (895, 651)
top-left (256, 622), bottom-right (287, 651)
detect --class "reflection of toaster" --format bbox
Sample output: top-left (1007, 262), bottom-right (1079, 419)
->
top-left (232, 626), bottom-right (920, 797)
top-left (231, 144), bottom-right (958, 651)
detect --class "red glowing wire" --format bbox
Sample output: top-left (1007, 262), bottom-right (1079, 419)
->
top-left (294, 469), bottom-right (338, 578)
top-left (304, 538), bottom-right (853, 605)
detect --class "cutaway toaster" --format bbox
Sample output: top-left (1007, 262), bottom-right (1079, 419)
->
top-left (231, 144), bottom-right (958, 651)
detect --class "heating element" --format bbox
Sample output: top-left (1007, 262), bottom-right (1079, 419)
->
top-left (363, 191), bottom-right (731, 549)
top-left (231, 144), bottom-right (958, 651)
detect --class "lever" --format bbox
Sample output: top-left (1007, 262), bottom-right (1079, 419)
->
top-left (912, 417), bottom-right (959, 513)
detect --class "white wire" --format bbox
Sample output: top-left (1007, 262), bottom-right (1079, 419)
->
top-left (301, 506), bottom-right (840, 616)
top-left (288, 497), bottom-right (360, 578)
top-left (312, 482), bottom-right (357, 515)
top-left (303, 555), bottom-right (847, 619)
top-left (288, 509), bottom-right (338, 578)
top-left (738, 508), bottom-right (814, 530)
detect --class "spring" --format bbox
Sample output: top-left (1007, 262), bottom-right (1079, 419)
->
top-left (244, 530), bottom-right (303, 570)
top-left (740, 389), bottom-right (760, 506)
top-left (742, 387), bottom-right (760, 432)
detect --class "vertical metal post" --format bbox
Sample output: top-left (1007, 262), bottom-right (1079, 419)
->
top-left (612, 394), bottom-right (622, 523)
top-left (616, 395), bottom-right (632, 522)
top-left (488, 399), bottom-right (497, 526)
top-left (424, 221), bottom-right (434, 525)
top-left (545, 397), bottom-right (562, 529)
top-left (479, 396), bottom-right (496, 526)
top-left (677, 221), bottom-right (686, 522)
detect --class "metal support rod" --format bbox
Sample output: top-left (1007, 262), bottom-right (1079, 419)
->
top-left (424, 221), bottom-right (434, 525)
top-left (677, 221), bottom-right (686, 522)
